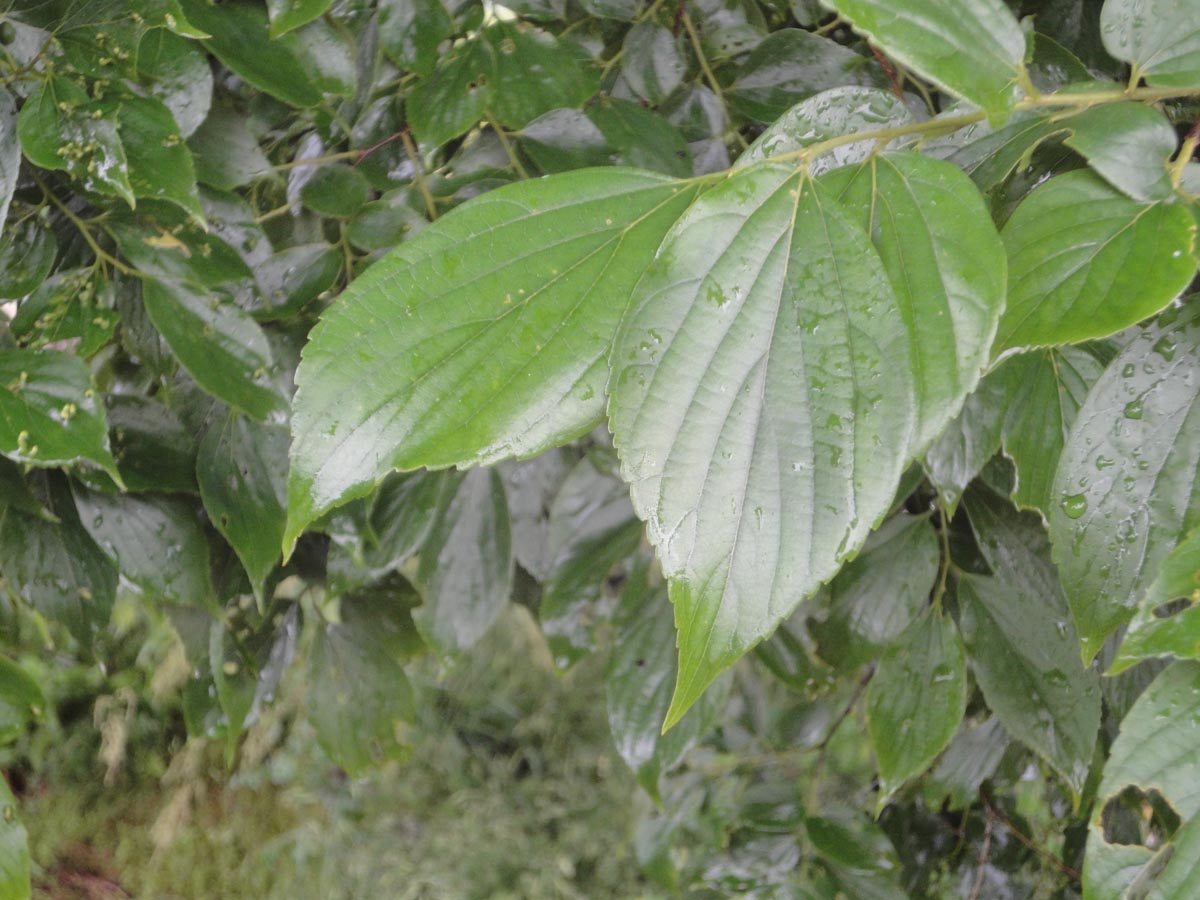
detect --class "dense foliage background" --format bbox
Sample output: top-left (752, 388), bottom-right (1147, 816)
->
top-left (0, 0), bottom-right (1198, 896)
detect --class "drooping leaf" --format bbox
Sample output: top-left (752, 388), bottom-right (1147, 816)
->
top-left (499, 449), bottom-right (575, 580)
top-left (1083, 661), bottom-right (1200, 898)
top-left (608, 165), bottom-right (915, 726)
top-left (197, 410), bottom-right (288, 605)
top-left (413, 468), bottom-right (513, 657)
top-left (1061, 101), bottom-right (1178, 202)
top-left (738, 86), bottom-right (913, 170)
top-left (117, 95), bottom-right (204, 223)
top-left (0, 349), bottom-right (121, 483)
top-left (285, 168), bottom-right (703, 549)
top-left (1050, 304), bottom-right (1200, 661)
top-left (823, 152), bottom-right (1006, 454)
top-left (1111, 525), bottom-right (1200, 674)
top-left (378, 0), bottom-right (453, 77)
top-left (811, 514), bottom-right (939, 670)
top-left (866, 606), bottom-right (967, 808)
top-left (999, 346), bottom-right (1105, 516)
top-left (74, 486), bottom-right (216, 608)
top-left (1099, 0), bottom-right (1200, 88)
top-left (141, 278), bottom-right (285, 422)
top-left (309, 582), bottom-right (418, 775)
top-left (995, 170), bottom-right (1197, 353)
top-left (825, 0), bottom-right (1026, 120)
top-left (266, 0), bottom-right (332, 37)
top-left (0, 88), bottom-right (19, 233)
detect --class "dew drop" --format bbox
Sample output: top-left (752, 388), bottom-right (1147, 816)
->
top-left (1061, 494), bottom-right (1088, 519)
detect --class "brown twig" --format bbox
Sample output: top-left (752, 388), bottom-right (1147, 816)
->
top-left (871, 45), bottom-right (904, 99)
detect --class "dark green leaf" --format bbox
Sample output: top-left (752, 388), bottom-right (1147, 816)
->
top-left (74, 485), bottom-right (216, 608)
top-left (0, 88), bottom-right (19, 233)
top-left (117, 95), bottom-right (204, 223)
top-left (107, 395), bottom-right (197, 493)
top-left (585, 98), bottom-right (692, 177)
top-left (812, 514), bottom-right (939, 670)
top-left (188, 106), bottom-right (273, 191)
top-left (1100, 0), bottom-right (1200, 88)
top-left (1062, 102), bottom-right (1178, 201)
top-left (921, 370), bottom-right (1007, 513)
top-left (413, 468), bottom-right (513, 656)
top-left (0, 349), bottom-right (120, 482)
top-left (995, 170), bottom-right (1197, 353)
top-left (285, 168), bottom-right (702, 548)
top-left (378, 0), bottom-right (452, 76)
top-left (253, 244), bottom-right (341, 320)
top-left (10, 269), bottom-right (118, 359)
top-left (608, 166), bottom-right (915, 726)
top-left (999, 347), bottom-right (1104, 515)
top-left (197, 410), bottom-right (288, 604)
top-left (137, 29), bottom-right (213, 139)
top-left (485, 22), bottom-right (596, 130)
top-left (364, 469), bottom-right (447, 573)
top-left (299, 163), bottom-right (371, 218)
top-left (922, 717), bottom-right (1008, 810)
top-left (727, 29), bottom-right (882, 123)
top-left (0, 218), bottom-right (56, 299)
top-left (621, 23), bottom-right (686, 105)
top-left (406, 37), bottom-right (491, 148)
top-left (267, 0), bottom-right (332, 37)
top-left (141, 278), bottom-right (285, 421)
top-left (346, 195), bottom-right (428, 252)
top-left (927, 111), bottom-right (1066, 193)
top-left (309, 583), bottom-right (418, 774)
top-left (825, 0), bottom-right (1027, 120)
top-left (1050, 304), bottom-right (1200, 661)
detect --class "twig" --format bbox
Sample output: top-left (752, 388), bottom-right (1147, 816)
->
top-left (981, 793), bottom-right (1081, 881)
top-left (485, 113), bottom-right (530, 179)
top-left (400, 128), bottom-right (438, 221)
top-left (1169, 118), bottom-right (1200, 189)
top-left (967, 811), bottom-right (993, 900)
top-left (871, 45), bottom-right (904, 99)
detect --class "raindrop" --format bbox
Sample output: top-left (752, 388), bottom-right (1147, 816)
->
top-left (1061, 494), bottom-right (1088, 519)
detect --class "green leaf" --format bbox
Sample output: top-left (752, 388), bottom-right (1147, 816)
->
top-left (117, 95), bottom-right (204, 223)
top-left (178, 0), bottom-right (322, 108)
top-left (141, 278), bottom-right (285, 422)
top-left (309, 582), bottom-right (418, 775)
top-left (363, 469), bottom-right (446, 573)
top-left (621, 23), bottom-right (687, 105)
top-left (585, 99), bottom-right (692, 177)
top-left (0, 218), bottom-right (57, 299)
top-left (999, 347), bottom-right (1104, 516)
top-left (811, 514), bottom-right (939, 670)
top-left (1062, 102), bottom-right (1178, 202)
top-left (608, 166), bottom-right (915, 727)
top-left (1100, 0), bottom-right (1200, 88)
top-left (0, 475), bottom-right (115, 648)
top-left (16, 78), bottom-right (134, 207)
top-left (929, 110), bottom-right (1067, 193)
top-left (0, 349), bottom-right (121, 483)
top-left (267, 0), bottom-right (332, 37)
top-left (539, 454), bottom-right (642, 667)
top-left (74, 486), bottom-right (216, 608)
top-left (921, 370), bottom-right (1007, 514)
top-left (107, 395), bottom-right (197, 494)
top-left (299, 163), bottom-right (371, 218)
top-left (0, 776), bottom-right (29, 900)
top-left (137, 29), bottom-right (213, 139)
top-left (866, 607), bottom-right (967, 809)
top-left (485, 22), bottom-right (596, 131)
top-left (727, 29), bottom-right (883, 123)
top-left (253, 244), bottom-right (342, 320)
top-left (1084, 662), bottom-right (1200, 898)
top-left (922, 717), bottom-right (1008, 811)
top-left (738, 86), bottom-right (913, 170)
top-left (995, 170), bottom-right (1198, 353)
top-left (285, 168), bottom-right (702, 548)
top-left (378, 0), bottom-right (453, 77)
top-left (413, 468), bottom-right (513, 656)
top-left (197, 410), bottom-right (288, 605)
top-left (1111, 525), bottom-right (1200, 674)
top-left (406, 37), bottom-right (491, 148)
top-left (188, 107), bottom-right (273, 191)
top-left (822, 152), bottom-right (1007, 455)
top-left (824, 0), bottom-right (1026, 121)
top-left (0, 655), bottom-right (38, 745)
top-left (0, 88), bottom-right (19, 233)
top-left (1050, 304), bottom-right (1200, 661)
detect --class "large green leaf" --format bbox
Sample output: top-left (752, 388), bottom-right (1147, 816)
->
top-left (197, 410), bottom-right (288, 605)
top-left (141, 278), bottom-right (285, 422)
top-left (0, 349), bottom-right (120, 483)
top-left (1100, 0), bottom-right (1200, 88)
top-left (1111, 525), bottom-right (1200, 674)
top-left (866, 606), bottom-right (967, 809)
top-left (823, 152), bottom-right (1006, 455)
top-left (1050, 304), bottom-right (1200, 661)
top-left (608, 165), bottom-right (915, 726)
top-left (1061, 102), bottom-right (1178, 202)
top-left (413, 468), bottom-right (513, 656)
top-left (285, 168), bottom-right (703, 550)
top-left (995, 170), bottom-right (1197, 353)
top-left (824, 0), bottom-right (1026, 120)
top-left (1083, 662), bottom-right (1200, 898)
top-left (1000, 347), bottom-right (1105, 516)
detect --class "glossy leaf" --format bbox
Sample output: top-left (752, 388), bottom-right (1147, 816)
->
top-left (117, 95), bottom-right (204, 223)
top-left (500, 449), bottom-right (575, 580)
top-left (485, 22), bottom-right (596, 131)
top-left (197, 411), bottom-right (288, 604)
top-left (74, 486), bottom-right (216, 608)
top-left (413, 468), bottom-right (513, 657)
top-left (825, 0), bottom-right (1026, 120)
top-left (923, 717), bottom-right (1008, 811)
top-left (107, 395), bottom-right (197, 494)
top-left (1050, 304), bottom-right (1200, 661)
top-left (930, 111), bottom-right (1067, 192)
top-left (585, 99), bottom-right (692, 177)
top-left (299, 164), bottom-right (371, 218)
top-left (1100, 0), bottom-right (1200, 88)
top-left (267, 0), bottom-right (332, 37)
top-left (141, 278), bottom-right (285, 422)
top-left (0, 218), bottom-right (56, 298)
top-left (378, 0), bottom-right (452, 76)
top-left (1111, 525), bottom-right (1200, 674)
top-left (608, 165), bottom-right (915, 726)
top-left (309, 584), bottom-right (418, 775)
top-left (738, 86), bottom-right (912, 171)
top-left (285, 168), bottom-right (702, 549)
top-left (811, 514), bottom-right (939, 670)
top-left (621, 23), bottom-right (687, 105)
top-left (1000, 347), bottom-right (1104, 516)
top-left (0, 349), bottom-right (120, 482)
top-left (922, 371), bottom-right (1007, 513)
top-left (866, 607), bottom-right (967, 808)
top-left (995, 170), bottom-right (1197, 353)
top-left (137, 29), bottom-right (213, 139)
top-left (188, 107), bottom-right (273, 191)
top-left (0, 88), bottom-right (18, 233)
top-left (823, 152), bottom-right (1006, 455)
top-left (1062, 102), bottom-right (1177, 201)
